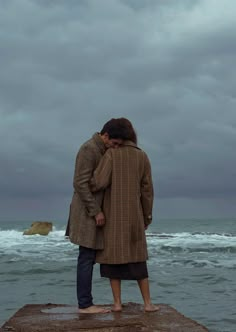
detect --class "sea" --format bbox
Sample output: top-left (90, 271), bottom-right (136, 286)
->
top-left (0, 218), bottom-right (235, 332)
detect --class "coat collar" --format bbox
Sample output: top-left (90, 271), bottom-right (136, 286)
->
top-left (92, 132), bottom-right (106, 154)
top-left (122, 140), bottom-right (141, 150)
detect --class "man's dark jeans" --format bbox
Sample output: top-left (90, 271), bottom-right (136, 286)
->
top-left (77, 246), bottom-right (96, 309)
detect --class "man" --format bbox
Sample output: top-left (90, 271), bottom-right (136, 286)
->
top-left (68, 119), bottom-right (123, 314)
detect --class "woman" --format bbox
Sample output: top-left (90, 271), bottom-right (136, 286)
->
top-left (91, 118), bottom-right (159, 312)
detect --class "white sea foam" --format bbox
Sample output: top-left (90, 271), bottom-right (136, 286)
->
top-left (0, 229), bottom-right (66, 246)
top-left (1, 230), bottom-right (235, 250)
top-left (1, 229), bottom-right (235, 266)
top-left (0, 229), bottom-right (75, 262)
top-left (147, 232), bottom-right (236, 252)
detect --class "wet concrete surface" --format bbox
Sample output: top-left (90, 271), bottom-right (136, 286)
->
top-left (0, 302), bottom-right (209, 332)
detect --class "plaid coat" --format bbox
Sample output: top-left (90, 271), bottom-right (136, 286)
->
top-left (92, 141), bottom-right (154, 264)
top-left (68, 133), bottom-right (106, 249)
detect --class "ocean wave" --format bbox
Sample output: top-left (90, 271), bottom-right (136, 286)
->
top-left (149, 256), bottom-right (236, 269)
top-left (0, 229), bottom-right (76, 263)
top-left (0, 229), bottom-right (235, 269)
top-left (147, 232), bottom-right (236, 253)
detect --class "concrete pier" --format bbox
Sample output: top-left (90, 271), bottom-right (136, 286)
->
top-left (0, 302), bottom-right (209, 332)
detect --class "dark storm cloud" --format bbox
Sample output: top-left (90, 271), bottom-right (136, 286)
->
top-left (0, 0), bottom-right (236, 220)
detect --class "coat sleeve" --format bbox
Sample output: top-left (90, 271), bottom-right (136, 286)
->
top-left (140, 153), bottom-right (154, 226)
top-left (73, 146), bottom-right (101, 217)
top-left (91, 151), bottom-right (112, 191)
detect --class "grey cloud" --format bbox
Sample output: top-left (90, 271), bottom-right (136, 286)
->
top-left (0, 0), bottom-right (236, 220)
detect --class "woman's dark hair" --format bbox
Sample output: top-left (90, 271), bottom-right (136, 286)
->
top-left (100, 118), bottom-right (137, 144)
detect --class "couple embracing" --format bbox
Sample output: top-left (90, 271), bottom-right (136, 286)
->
top-left (68, 118), bottom-right (159, 313)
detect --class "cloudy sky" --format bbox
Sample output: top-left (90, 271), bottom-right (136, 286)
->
top-left (1, 0), bottom-right (236, 222)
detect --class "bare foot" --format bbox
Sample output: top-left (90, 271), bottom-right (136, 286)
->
top-left (144, 304), bottom-right (160, 312)
top-left (79, 305), bottom-right (110, 314)
top-left (112, 304), bottom-right (122, 312)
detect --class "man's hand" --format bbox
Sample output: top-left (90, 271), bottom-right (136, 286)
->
top-left (95, 211), bottom-right (105, 227)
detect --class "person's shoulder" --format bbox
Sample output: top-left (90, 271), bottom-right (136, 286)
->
top-left (82, 136), bottom-right (94, 148)
top-left (73, 138), bottom-right (94, 160)
top-left (104, 148), bottom-right (113, 158)
top-left (137, 148), bottom-right (150, 161)
top-left (79, 135), bottom-right (97, 151)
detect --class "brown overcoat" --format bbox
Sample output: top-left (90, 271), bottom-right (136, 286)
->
top-left (68, 133), bottom-right (106, 249)
top-left (92, 141), bottom-right (154, 264)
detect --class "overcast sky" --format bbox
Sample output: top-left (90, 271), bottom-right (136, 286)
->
top-left (1, 0), bottom-right (236, 222)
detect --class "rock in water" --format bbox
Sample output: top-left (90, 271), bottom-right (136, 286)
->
top-left (23, 221), bottom-right (53, 236)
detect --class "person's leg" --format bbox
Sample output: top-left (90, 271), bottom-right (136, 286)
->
top-left (77, 246), bottom-right (95, 308)
top-left (137, 278), bottom-right (160, 312)
top-left (77, 246), bottom-right (109, 313)
top-left (110, 279), bottom-right (122, 311)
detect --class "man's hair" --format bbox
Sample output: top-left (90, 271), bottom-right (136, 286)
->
top-left (101, 118), bottom-right (137, 144)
